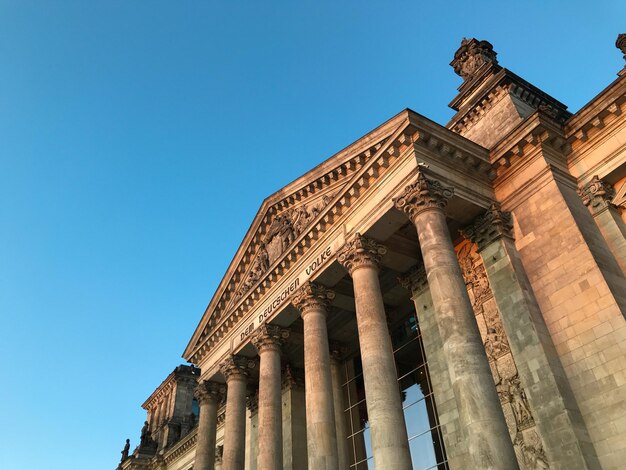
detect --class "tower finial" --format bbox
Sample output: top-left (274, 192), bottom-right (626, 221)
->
top-left (450, 38), bottom-right (498, 81)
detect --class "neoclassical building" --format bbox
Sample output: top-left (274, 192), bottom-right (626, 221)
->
top-left (116, 36), bottom-right (626, 470)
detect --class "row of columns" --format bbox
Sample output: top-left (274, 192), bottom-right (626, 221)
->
top-left (194, 171), bottom-right (524, 470)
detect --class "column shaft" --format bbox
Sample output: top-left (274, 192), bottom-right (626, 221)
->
top-left (352, 266), bottom-right (413, 469)
top-left (251, 325), bottom-right (287, 470)
top-left (395, 174), bottom-right (518, 469)
top-left (221, 358), bottom-right (249, 470)
top-left (194, 382), bottom-right (223, 470)
top-left (337, 235), bottom-right (413, 470)
top-left (196, 400), bottom-right (219, 470)
top-left (413, 209), bottom-right (518, 468)
top-left (292, 282), bottom-right (339, 469)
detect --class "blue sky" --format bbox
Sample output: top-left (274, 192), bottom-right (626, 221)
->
top-left (0, 1), bottom-right (624, 469)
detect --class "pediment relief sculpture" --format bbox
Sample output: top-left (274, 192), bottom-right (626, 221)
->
top-left (234, 193), bottom-right (334, 300)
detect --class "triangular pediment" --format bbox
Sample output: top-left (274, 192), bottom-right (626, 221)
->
top-left (183, 110), bottom-right (417, 362)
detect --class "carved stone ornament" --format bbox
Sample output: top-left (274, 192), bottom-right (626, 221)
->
top-left (461, 202), bottom-right (514, 252)
top-left (617, 33), bottom-right (626, 61)
top-left (215, 445), bottom-right (224, 464)
top-left (194, 381), bottom-right (225, 405)
top-left (219, 355), bottom-right (253, 382)
top-left (246, 387), bottom-right (259, 412)
top-left (329, 342), bottom-right (348, 363)
top-left (337, 232), bottom-right (387, 275)
top-left (450, 37), bottom-right (499, 81)
top-left (236, 193), bottom-right (336, 300)
top-left (514, 432), bottom-right (550, 469)
top-left (281, 364), bottom-right (305, 390)
top-left (291, 281), bottom-right (335, 316)
top-left (397, 264), bottom-right (428, 295)
top-left (392, 172), bottom-right (454, 220)
top-left (250, 323), bottom-right (290, 353)
top-left (578, 175), bottom-right (616, 214)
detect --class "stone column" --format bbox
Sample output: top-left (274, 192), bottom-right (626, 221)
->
top-left (250, 324), bottom-right (289, 470)
top-left (329, 345), bottom-right (350, 470)
top-left (579, 176), bottom-right (626, 275)
top-left (292, 282), bottom-right (339, 470)
top-left (393, 173), bottom-right (518, 469)
top-left (194, 381), bottom-right (225, 470)
top-left (337, 235), bottom-right (413, 470)
top-left (463, 203), bottom-right (598, 468)
top-left (220, 356), bottom-right (251, 470)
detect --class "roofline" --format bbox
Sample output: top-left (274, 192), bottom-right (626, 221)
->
top-left (182, 108), bottom-right (412, 361)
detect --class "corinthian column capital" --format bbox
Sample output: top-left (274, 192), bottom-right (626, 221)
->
top-left (461, 203), bottom-right (513, 251)
top-left (337, 233), bottom-right (387, 275)
top-left (219, 355), bottom-right (254, 382)
top-left (194, 380), bottom-right (225, 405)
top-left (578, 175), bottom-right (615, 214)
top-left (291, 281), bottom-right (335, 316)
top-left (250, 323), bottom-right (290, 353)
top-left (393, 172), bottom-right (454, 220)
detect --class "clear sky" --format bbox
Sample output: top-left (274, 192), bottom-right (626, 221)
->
top-left (1, 1), bottom-right (624, 469)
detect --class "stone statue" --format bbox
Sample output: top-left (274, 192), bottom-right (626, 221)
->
top-left (140, 421), bottom-right (150, 444)
top-left (504, 377), bottom-right (532, 426)
top-left (515, 433), bottom-right (549, 469)
top-left (484, 327), bottom-right (508, 361)
top-left (120, 438), bottom-right (130, 461)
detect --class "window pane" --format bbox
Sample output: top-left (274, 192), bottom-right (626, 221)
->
top-left (409, 430), bottom-right (439, 470)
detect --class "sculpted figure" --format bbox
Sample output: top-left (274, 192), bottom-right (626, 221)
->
top-left (504, 377), bottom-right (532, 425)
top-left (121, 438), bottom-right (130, 461)
top-left (140, 421), bottom-right (150, 444)
top-left (484, 327), bottom-right (508, 360)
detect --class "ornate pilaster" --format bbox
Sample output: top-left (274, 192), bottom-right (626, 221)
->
top-left (392, 172), bottom-right (454, 220)
top-left (337, 232), bottom-right (387, 274)
top-left (398, 264), bottom-right (428, 296)
top-left (291, 281), bottom-right (335, 315)
top-left (461, 203), bottom-right (514, 252)
top-left (578, 176), bottom-right (616, 215)
top-left (250, 323), bottom-right (289, 353)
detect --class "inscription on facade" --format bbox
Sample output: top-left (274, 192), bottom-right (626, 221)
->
top-left (234, 239), bottom-right (341, 349)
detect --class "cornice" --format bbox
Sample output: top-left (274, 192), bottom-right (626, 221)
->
top-left (186, 115), bottom-right (417, 365)
top-left (162, 427), bottom-right (198, 465)
top-left (490, 112), bottom-right (570, 183)
top-left (184, 110), bottom-right (412, 362)
top-left (141, 365), bottom-right (199, 410)
top-left (448, 68), bottom-right (571, 137)
top-left (566, 79), bottom-right (626, 169)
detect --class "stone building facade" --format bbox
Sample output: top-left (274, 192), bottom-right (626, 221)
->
top-left (116, 36), bottom-right (626, 470)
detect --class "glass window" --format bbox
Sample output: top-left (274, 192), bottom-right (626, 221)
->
top-left (342, 309), bottom-right (448, 470)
